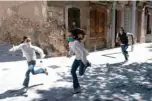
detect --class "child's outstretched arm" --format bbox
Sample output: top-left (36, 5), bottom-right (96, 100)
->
top-left (9, 44), bottom-right (22, 52)
top-left (127, 33), bottom-right (134, 44)
top-left (32, 46), bottom-right (46, 59)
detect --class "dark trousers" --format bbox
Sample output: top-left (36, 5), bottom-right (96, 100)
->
top-left (71, 59), bottom-right (86, 89)
top-left (23, 60), bottom-right (45, 87)
top-left (121, 44), bottom-right (128, 60)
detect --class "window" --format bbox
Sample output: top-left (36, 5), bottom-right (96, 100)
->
top-left (68, 8), bottom-right (80, 30)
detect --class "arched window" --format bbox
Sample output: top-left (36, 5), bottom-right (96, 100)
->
top-left (68, 7), bottom-right (80, 30)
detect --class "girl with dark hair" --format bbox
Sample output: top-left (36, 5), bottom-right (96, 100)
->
top-left (9, 37), bottom-right (48, 92)
top-left (67, 28), bottom-right (91, 94)
top-left (21, 36), bottom-right (28, 43)
top-left (69, 28), bottom-right (86, 41)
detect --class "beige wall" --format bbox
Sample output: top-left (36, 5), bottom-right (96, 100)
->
top-left (17, 1), bottom-right (44, 23)
top-left (0, 1), bottom-right (68, 56)
top-left (0, 1), bottom-right (44, 22)
top-left (0, 1), bottom-right (45, 44)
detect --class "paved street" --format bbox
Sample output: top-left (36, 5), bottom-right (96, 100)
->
top-left (1, 43), bottom-right (152, 101)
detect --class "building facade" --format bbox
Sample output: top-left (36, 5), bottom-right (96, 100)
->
top-left (0, 1), bottom-right (150, 56)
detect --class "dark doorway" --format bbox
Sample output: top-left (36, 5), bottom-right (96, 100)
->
top-left (68, 8), bottom-right (80, 30)
top-left (147, 13), bottom-right (151, 35)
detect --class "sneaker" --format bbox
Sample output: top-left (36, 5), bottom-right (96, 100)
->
top-left (125, 54), bottom-right (128, 61)
top-left (22, 87), bottom-right (28, 93)
top-left (72, 87), bottom-right (81, 94)
top-left (81, 62), bottom-right (91, 76)
top-left (87, 62), bottom-right (91, 67)
top-left (124, 60), bottom-right (128, 63)
top-left (85, 62), bottom-right (91, 71)
top-left (44, 68), bottom-right (48, 75)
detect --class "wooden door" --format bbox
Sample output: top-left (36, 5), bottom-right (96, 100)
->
top-left (90, 8), bottom-right (106, 50)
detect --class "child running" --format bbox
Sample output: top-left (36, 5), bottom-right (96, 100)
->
top-left (67, 28), bottom-right (91, 94)
top-left (117, 27), bottom-right (133, 61)
top-left (9, 37), bottom-right (48, 92)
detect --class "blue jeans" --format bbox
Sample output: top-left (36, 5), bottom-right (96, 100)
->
top-left (71, 59), bottom-right (88, 89)
top-left (121, 44), bottom-right (128, 60)
top-left (23, 60), bottom-right (45, 87)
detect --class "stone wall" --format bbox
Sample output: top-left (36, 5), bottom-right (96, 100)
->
top-left (0, 4), bottom-right (67, 57)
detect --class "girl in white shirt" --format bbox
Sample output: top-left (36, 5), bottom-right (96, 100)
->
top-left (9, 37), bottom-right (48, 92)
top-left (67, 28), bottom-right (91, 94)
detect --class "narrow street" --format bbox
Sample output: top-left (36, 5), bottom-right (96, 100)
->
top-left (1, 43), bottom-right (152, 101)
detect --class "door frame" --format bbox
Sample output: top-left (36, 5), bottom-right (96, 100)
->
top-left (89, 5), bottom-right (107, 50)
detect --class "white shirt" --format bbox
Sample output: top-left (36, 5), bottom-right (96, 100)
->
top-left (10, 43), bottom-right (45, 62)
top-left (68, 40), bottom-right (88, 65)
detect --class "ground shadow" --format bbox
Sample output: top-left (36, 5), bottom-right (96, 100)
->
top-left (48, 65), bottom-right (60, 69)
top-left (0, 83), bottom-right (43, 100)
top-left (102, 55), bottom-right (116, 58)
top-left (148, 48), bottom-right (152, 53)
top-left (2, 68), bottom-right (9, 71)
top-left (34, 62), bottom-right (152, 101)
top-left (145, 44), bottom-right (152, 48)
top-left (145, 44), bottom-right (152, 54)
top-left (32, 87), bottom-right (74, 101)
top-left (101, 50), bottom-right (132, 59)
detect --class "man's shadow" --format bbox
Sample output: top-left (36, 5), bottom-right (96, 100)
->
top-left (0, 83), bottom-right (43, 99)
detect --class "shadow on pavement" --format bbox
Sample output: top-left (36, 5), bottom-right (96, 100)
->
top-left (2, 68), bottom-right (10, 71)
top-left (0, 83), bottom-right (43, 100)
top-left (145, 44), bottom-right (152, 48)
top-left (33, 87), bottom-right (74, 101)
top-left (34, 62), bottom-right (152, 101)
top-left (48, 65), bottom-right (60, 69)
top-left (101, 50), bottom-right (132, 59)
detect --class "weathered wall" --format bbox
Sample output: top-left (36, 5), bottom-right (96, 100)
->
top-left (0, 1), bottom-right (67, 57)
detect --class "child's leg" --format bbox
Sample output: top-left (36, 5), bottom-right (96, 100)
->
top-left (124, 44), bottom-right (129, 55)
top-left (23, 69), bottom-right (31, 88)
top-left (31, 67), bottom-right (45, 74)
top-left (79, 60), bottom-right (85, 76)
top-left (121, 45), bottom-right (128, 60)
top-left (28, 60), bottom-right (45, 75)
top-left (71, 59), bottom-right (80, 90)
top-left (121, 45), bottom-right (125, 55)
top-left (22, 61), bottom-right (35, 88)
top-left (79, 60), bottom-right (91, 76)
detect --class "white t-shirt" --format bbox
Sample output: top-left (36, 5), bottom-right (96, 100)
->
top-left (68, 40), bottom-right (88, 65)
top-left (10, 43), bottom-right (45, 62)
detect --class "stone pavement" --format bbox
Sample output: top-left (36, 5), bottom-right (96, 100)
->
top-left (1, 43), bottom-right (152, 101)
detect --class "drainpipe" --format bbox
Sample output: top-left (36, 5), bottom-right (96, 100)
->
top-left (111, 1), bottom-right (116, 48)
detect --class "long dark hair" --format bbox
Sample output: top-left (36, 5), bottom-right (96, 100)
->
top-left (69, 28), bottom-right (85, 41)
top-left (21, 36), bottom-right (28, 43)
